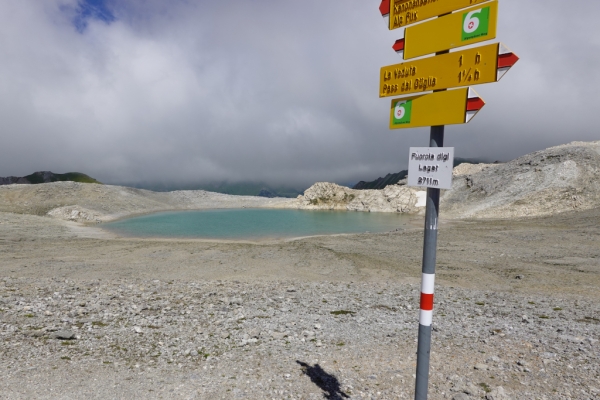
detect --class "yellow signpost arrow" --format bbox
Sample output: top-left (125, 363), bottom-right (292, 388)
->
top-left (380, 43), bottom-right (519, 98)
top-left (380, 0), bottom-right (492, 30)
top-left (389, 88), bottom-right (484, 129)
top-left (395, 1), bottom-right (498, 60)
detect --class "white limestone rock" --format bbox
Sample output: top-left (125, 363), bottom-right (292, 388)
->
top-left (296, 182), bottom-right (425, 214)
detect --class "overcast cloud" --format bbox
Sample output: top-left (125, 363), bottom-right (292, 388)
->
top-left (1, 0), bottom-right (599, 187)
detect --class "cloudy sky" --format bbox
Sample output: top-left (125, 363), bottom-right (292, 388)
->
top-left (1, 0), bottom-right (598, 188)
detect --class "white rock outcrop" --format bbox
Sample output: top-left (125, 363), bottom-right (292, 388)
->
top-left (441, 140), bottom-right (600, 219)
top-left (47, 206), bottom-right (103, 223)
top-left (296, 182), bottom-right (426, 213)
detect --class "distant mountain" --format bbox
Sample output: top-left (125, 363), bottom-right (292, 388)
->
top-left (452, 157), bottom-right (490, 167)
top-left (197, 182), bottom-right (305, 198)
top-left (353, 171), bottom-right (408, 190)
top-left (352, 157), bottom-right (492, 190)
top-left (0, 171), bottom-right (102, 186)
top-left (124, 181), bottom-right (306, 198)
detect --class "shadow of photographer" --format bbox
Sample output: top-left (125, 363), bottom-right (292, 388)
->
top-left (296, 360), bottom-right (350, 400)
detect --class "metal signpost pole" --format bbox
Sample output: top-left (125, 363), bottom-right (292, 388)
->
top-left (415, 40), bottom-right (447, 395)
top-left (378, 1), bottom-right (518, 398)
top-left (414, 125), bottom-right (443, 400)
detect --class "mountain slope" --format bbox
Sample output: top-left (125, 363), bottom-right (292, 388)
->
top-left (352, 158), bottom-right (488, 190)
top-left (123, 181), bottom-right (304, 198)
top-left (0, 171), bottom-right (101, 185)
top-left (441, 141), bottom-right (600, 218)
top-left (352, 171), bottom-right (408, 190)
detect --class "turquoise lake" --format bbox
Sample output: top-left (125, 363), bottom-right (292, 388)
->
top-left (103, 209), bottom-right (414, 240)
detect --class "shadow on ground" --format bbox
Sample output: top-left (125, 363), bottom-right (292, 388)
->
top-left (296, 360), bottom-right (350, 399)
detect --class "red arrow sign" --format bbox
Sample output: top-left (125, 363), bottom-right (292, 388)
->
top-left (392, 38), bottom-right (405, 54)
top-left (466, 88), bottom-right (485, 123)
top-left (497, 44), bottom-right (519, 81)
top-left (379, 0), bottom-right (390, 26)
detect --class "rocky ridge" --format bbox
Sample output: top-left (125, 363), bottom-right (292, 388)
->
top-left (0, 176), bottom-right (30, 185)
top-left (441, 141), bottom-right (600, 219)
top-left (352, 171), bottom-right (408, 190)
top-left (295, 182), bottom-right (425, 213)
top-left (296, 141), bottom-right (600, 219)
top-left (0, 182), bottom-right (295, 223)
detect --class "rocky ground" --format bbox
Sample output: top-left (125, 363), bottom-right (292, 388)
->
top-left (1, 141), bottom-right (599, 399)
top-left (1, 277), bottom-right (598, 400)
top-left (1, 206), bottom-right (599, 399)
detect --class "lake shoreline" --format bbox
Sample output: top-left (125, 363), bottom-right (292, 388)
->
top-left (101, 208), bottom-right (420, 241)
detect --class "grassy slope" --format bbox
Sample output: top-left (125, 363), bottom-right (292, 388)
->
top-left (22, 172), bottom-right (102, 184)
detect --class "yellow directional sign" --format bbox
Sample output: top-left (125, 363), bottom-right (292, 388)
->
top-left (388, 0), bottom-right (491, 30)
top-left (389, 88), bottom-right (485, 129)
top-left (381, 43), bottom-right (505, 97)
top-left (402, 1), bottom-right (498, 60)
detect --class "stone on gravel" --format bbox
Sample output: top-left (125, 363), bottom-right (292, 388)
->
top-left (486, 386), bottom-right (511, 400)
top-left (452, 393), bottom-right (471, 400)
top-left (50, 330), bottom-right (76, 340)
top-left (248, 328), bottom-right (260, 339)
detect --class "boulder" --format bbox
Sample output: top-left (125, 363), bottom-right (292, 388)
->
top-left (296, 182), bottom-right (425, 214)
top-left (486, 386), bottom-right (511, 400)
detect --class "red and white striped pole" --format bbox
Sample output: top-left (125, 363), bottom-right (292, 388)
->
top-left (420, 273), bottom-right (435, 327)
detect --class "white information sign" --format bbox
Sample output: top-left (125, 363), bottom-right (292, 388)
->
top-left (408, 147), bottom-right (455, 189)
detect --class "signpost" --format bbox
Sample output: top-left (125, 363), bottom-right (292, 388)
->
top-left (393, 1), bottom-right (498, 60)
top-left (380, 0), bottom-right (492, 30)
top-left (390, 88), bottom-right (485, 129)
top-left (376, 1), bottom-right (519, 399)
top-left (380, 43), bottom-right (519, 97)
top-left (408, 147), bottom-right (455, 189)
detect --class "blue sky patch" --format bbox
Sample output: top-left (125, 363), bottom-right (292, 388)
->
top-left (71, 0), bottom-right (116, 32)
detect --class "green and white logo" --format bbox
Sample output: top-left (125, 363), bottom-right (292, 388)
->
top-left (393, 100), bottom-right (412, 125)
top-left (462, 6), bottom-right (490, 41)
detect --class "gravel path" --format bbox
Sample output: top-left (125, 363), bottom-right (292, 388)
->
top-left (1, 278), bottom-right (598, 399)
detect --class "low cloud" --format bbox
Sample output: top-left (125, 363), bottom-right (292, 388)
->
top-left (1, 0), bottom-right (598, 188)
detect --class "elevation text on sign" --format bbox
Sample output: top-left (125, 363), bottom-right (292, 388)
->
top-left (407, 147), bottom-right (455, 189)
